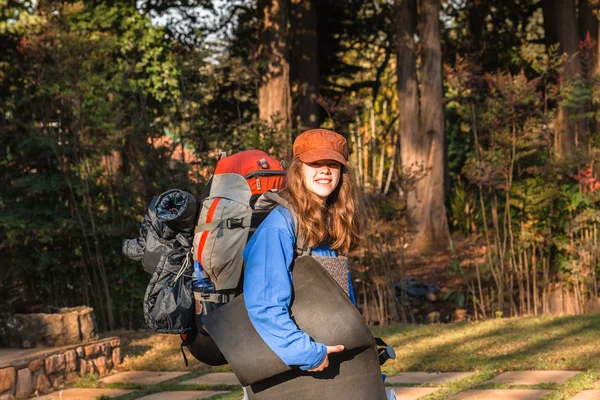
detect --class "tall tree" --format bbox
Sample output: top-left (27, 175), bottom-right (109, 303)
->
top-left (543, 0), bottom-right (587, 157)
top-left (395, 0), bottom-right (448, 252)
top-left (417, 0), bottom-right (448, 250)
top-left (395, 0), bottom-right (420, 206)
top-left (290, 0), bottom-right (320, 131)
top-left (258, 0), bottom-right (292, 152)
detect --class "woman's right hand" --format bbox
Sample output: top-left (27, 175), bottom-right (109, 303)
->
top-left (307, 345), bottom-right (345, 372)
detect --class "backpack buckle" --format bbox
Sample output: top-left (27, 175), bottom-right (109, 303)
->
top-left (226, 218), bottom-right (245, 229)
top-left (257, 158), bottom-right (270, 169)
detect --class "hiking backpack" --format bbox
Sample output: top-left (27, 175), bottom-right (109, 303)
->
top-left (124, 150), bottom-right (287, 364)
top-left (178, 150), bottom-right (287, 365)
top-left (192, 149), bottom-right (286, 295)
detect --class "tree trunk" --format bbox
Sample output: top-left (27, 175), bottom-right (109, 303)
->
top-left (580, 0), bottom-right (600, 136)
top-left (371, 106), bottom-right (377, 189)
top-left (396, 0), bottom-right (448, 252)
top-left (290, 0), bottom-right (320, 131)
top-left (354, 116), bottom-right (364, 186)
top-left (417, 0), bottom-right (449, 251)
top-left (363, 120), bottom-right (369, 187)
top-left (543, 0), bottom-right (587, 157)
top-left (395, 0), bottom-right (420, 191)
top-left (258, 0), bottom-right (292, 155)
top-left (101, 150), bottom-right (123, 186)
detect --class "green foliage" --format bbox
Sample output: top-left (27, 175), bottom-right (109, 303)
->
top-left (449, 179), bottom-right (479, 236)
top-left (445, 29), bottom-right (600, 317)
top-left (2, 0), bottom-right (600, 329)
top-left (0, 2), bottom-right (196, 329)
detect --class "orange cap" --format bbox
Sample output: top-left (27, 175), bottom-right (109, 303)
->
top-left (293, 129), bottom-right (348, 166)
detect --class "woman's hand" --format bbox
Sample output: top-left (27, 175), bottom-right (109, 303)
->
top-left (307, 345), bottom-right (345, 372)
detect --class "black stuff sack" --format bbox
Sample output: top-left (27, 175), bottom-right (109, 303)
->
top-left (123, 189), bottom-right (199, 275)
top-left (124, 189), bottom-right (199, 334)
top-left (143, 253), bottom-right (195, 334)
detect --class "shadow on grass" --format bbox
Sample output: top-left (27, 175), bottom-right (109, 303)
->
top-left (380, 313), bottom-right (600, 372)
top-left (77, 369), bottom-right (243, 400)
top-left (120, 345), bottom-right (153, 358)
top-left (467, 315), bottom-right (600, 369)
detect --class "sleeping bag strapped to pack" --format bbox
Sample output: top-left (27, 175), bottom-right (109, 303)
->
top-left (122, 189), bottom-right (199, 334)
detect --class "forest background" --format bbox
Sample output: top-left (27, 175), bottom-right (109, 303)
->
top-left (1, 0), bottom-right (600, 333)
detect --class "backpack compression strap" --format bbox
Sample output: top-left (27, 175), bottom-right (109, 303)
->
top-left (260, 191), bottom-right (311, 257)
top-left (194, 217), bottom-right (252, 234)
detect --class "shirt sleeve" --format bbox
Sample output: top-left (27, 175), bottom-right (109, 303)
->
top-left (242, 209), bottom-right (327, 370)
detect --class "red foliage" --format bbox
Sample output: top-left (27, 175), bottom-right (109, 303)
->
top-left (573, 165), bottom-right (600, 193)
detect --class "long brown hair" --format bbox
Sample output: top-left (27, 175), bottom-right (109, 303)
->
top-left (280, 158), bottom-right (366, 254)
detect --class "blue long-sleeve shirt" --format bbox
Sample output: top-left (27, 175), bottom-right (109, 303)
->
top-left (242, 206), bottom-right (355, 371)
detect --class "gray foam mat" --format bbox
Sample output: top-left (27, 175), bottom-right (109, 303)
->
top-left (204, 256), bottom-right (385, 399)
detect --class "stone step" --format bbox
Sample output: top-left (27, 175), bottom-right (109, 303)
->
top-left (488, 371), bottom-right (581, 385)
top-left (386, 372), bottom-right (475, 385)
top-left (99, 370), bottom-right (190, 384)
top-left (135, 390), bottom-right (231, 400)
top-left (569, 390), bottom-right (600, 400)
top-left (180, 372), bottom-right (241, 387)
top-left (392, 387), bottom-right (440, 399)
top-left (449, 389), bottom-right (554, 399)
top-left (35, 388), bottom-right (134, 399)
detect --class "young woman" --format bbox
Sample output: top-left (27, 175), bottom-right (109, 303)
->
top-left (242, 129), bottom-right (386, 399)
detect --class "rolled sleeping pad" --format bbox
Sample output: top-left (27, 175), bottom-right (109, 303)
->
top-left (203, 256), bottom-right (387, 399)
top-left (245, 345), bottom-right (384, 400)
top-left (155, 189), bottom-right (199, 234)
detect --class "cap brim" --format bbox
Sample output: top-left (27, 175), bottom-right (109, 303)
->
top-left (297, 149), bottom-right (347, 166)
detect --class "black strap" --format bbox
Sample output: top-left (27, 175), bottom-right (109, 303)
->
top-left (250, 210), bottom-right (270, 229)
top-left (197, 292), bottom-right (236, 303)
top-left (244, 170), bottom-right (286, 179)
top-left (180, 342), bottom-right (189, 367)
top-left (374, 337), bottom-right (396, 365)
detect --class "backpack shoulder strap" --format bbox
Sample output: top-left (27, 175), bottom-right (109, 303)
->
top-left (260, 191), bottom-right (311, 257)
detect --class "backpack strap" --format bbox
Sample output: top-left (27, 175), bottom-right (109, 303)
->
top-left (196, 292), bottom-right (236, 304)
top-left (261, 191), bottom-right (311, 257)
top-left (375, 337), bottom-right (396, 365)
top-left (180, 342), bottom-right (189, 367)
top-left (194, 217), bottom-right (252, 234)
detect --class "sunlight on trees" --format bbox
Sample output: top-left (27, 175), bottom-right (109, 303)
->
top-left (2, 0), bottom-right (600, 329)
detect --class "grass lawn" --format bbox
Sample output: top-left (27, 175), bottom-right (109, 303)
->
top-left (91, 313), bottom-right (600, 399)
top-left (373, 313), bottom-right (600, 374)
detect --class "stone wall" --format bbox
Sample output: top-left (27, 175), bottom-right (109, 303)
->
top-left (0, 307), bottom-right (97, 348)
top-left (0, 337), bottom-right (120, 399)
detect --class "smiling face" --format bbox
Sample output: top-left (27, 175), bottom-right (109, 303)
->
top-left (301, 160), bottom-right (342, 201)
